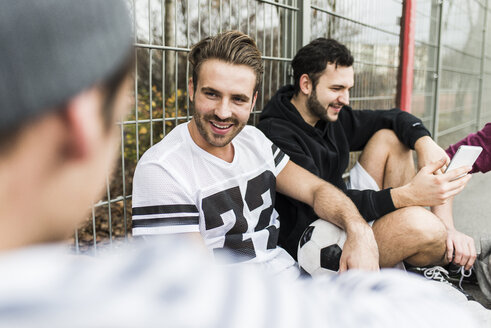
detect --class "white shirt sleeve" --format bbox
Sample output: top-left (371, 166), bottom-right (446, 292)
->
top-left (253, 126), bottom-right (289, 176)
top-left (132, 160), bottom-right (200, 236)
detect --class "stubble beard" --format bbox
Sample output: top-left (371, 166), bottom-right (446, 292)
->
top-left (193, 110), bottom-right (246, 148)
top-left (306, 89), bottom-right (340, 123)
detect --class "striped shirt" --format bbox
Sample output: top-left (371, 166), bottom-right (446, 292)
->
top-left (0, 239), bottom-right (480, 328)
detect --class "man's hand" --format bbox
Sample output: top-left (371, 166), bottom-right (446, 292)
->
top-left (276, 161), bottom-right (380, 272)
top-left (446, 229), bottom-right (476, 270)
top-left (339, 223), bottom-right (379, 272)
top-left (431, 196), bottom-right (476, 271)
top-left (392, 159), bottom-right (472, 208)
top-left (414, 136), bottom-right (450, 172)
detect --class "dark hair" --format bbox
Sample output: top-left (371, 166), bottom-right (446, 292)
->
top-left (188, 30), bottom-right (264, 93)
top-left (291, 38), bottom-right (354, 95)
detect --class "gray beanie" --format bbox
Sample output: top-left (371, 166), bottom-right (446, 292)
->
top-left (0, 0), bottom-right (133, 131)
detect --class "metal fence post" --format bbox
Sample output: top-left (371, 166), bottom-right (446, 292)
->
top-left (431, 0), bottom-right (444, 142)
top-left (397, 0), bottom-right (416, 113)
top-left (476, 0), bottom-right (488, 129)
top-left (297, 0), bottom-right (311, 49)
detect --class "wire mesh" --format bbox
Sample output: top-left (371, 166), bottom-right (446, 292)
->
top-left (310, 1), bottom-right (402, 111)
top-left (412, 0), bottom-right (439, 128)
top-left (481, 4), bottom-right (491, 125)
top-left (73, 0), bottom-right (490, 252)
top-left (436, 0), bottom-right (487, 147)
top-left (73, 0), bottom-right (299, 252)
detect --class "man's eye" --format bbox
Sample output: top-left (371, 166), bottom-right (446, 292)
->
top-left (233, 97), bottom-right (246, 103)
top-left (205, 92), bottom-right (217, 97)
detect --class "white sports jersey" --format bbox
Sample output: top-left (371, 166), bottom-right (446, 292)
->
top-left (132, 122), bottom-right (294, 270)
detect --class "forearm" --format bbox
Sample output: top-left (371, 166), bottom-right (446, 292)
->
top-left (390, 185), bottom-right (416, 208)
top-left (414, 135), bottom-right (434, 153)
top-left (414, 135), bottom-right (449, 171)
top-left (276, 161), bottom-right (372, 234)
top-left (431, 199), bottom-right (455, 230)
top-left (432, 198), bottom-right (476, 268)
top-left (310, 181), bottom-right (380, 272)
top-left (312, 183), bottom-right (371, 233)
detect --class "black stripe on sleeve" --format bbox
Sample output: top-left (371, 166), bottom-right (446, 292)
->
top-left (132, 204), bottom-right (198, 216)
top-left (132, 216), bottom-right (199, 228)
top-left (271, 144), bottom-right (279, 156)
top-left (274, 150), bottom-right (286, 167)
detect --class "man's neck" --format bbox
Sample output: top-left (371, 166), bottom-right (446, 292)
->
top-left (290, 93), bottom-right (318, 127)
top-left (187, 120), bottom-right (235, 163)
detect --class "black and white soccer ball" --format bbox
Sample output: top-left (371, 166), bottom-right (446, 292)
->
top-left (297, 219), bottom-right (347, 277)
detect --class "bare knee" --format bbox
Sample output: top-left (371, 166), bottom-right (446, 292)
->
top-left (407, 208), bottom-right (446, 245)
top-left (371, 129), bottom-right (408, 153)
top-left (373, 207), bottom-right (447, 267)
top-left (402, 207), bottom-right (447, 264)
top-left (360, 129), bottom-right (410, 166)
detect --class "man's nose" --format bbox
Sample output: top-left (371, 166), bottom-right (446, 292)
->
top-left (215, 99), bottom-right (232, 119)
top-left (339, 90), bottom-right (349, 106)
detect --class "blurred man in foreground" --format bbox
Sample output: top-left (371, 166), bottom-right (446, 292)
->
top-left (0, 1), bottom-right (483, 327)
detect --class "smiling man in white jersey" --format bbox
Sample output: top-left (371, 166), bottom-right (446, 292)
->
top-left (131, 31), bottom-right (381, 276)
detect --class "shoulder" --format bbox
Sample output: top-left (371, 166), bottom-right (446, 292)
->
top-left (133, 123), bottom-right (192, 186)
top-left (482, 123), bottom-right (491, 135)
top-left (234, 125), bottom-right (278, 158)
top-left (258, 115), bottom-right (308, 147)
top-left (257, 114), bottom-right (292, 132)
top-left (237, 125), bottom-right (270, 142)
top-left (137, 123), bottom-right (189, 166)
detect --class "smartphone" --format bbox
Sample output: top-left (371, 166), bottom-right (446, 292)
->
top-left (444, 145), bottom-right (483, 178)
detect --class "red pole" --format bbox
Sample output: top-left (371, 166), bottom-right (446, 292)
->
top-left (398, 0), bottom-right (416, 113)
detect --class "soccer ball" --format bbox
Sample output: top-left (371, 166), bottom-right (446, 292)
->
top-left (297, 219), bottom-right (347, 277)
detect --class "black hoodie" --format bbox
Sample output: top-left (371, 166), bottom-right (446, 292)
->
top-left (258, 85), bottom-right (431, 259)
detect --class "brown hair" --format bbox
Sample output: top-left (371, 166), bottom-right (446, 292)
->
top-left (188, 31), bottom-right (264, 93)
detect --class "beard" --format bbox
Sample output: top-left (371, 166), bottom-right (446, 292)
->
top-left (306, 88), bottom-right (342, 122)
top-left (193, 109), bottom-right (246, 148)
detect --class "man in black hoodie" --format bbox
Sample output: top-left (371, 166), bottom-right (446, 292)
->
top-left (258, 38), bottom-right (474, 270)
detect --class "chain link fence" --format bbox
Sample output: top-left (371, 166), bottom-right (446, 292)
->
top-left (413, 0), bottom-right (490, 148)
top-left (73, 0), bottom-right (490, 252)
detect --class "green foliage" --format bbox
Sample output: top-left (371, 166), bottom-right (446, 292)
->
top-left (75, 86), bottom-right (191, 250)
top-left (124, 86), bottom-right (190, 161)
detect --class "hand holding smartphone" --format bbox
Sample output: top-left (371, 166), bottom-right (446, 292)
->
top-left (444, 145), bottom-right (483, 179)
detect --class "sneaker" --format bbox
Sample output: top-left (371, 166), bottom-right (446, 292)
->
top-left (446, 263), bottom-right (478, 286)
top-left (407, 265), bottom-right (475, 301)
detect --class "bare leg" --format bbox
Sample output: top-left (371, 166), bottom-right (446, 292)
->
top-left (372, 206), bottom-right (448, 267)
top-left (358, 129), bottom-right (415, 189)
top-left (357, 129), bottom-right (448, 267)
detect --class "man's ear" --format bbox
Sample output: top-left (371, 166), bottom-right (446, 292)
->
top-left (61, 88), bottom-right (102, 160)
top-left (188, 77), bottom-right (195, 102)
top-left (299, 74), bottom-right (313, 96)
